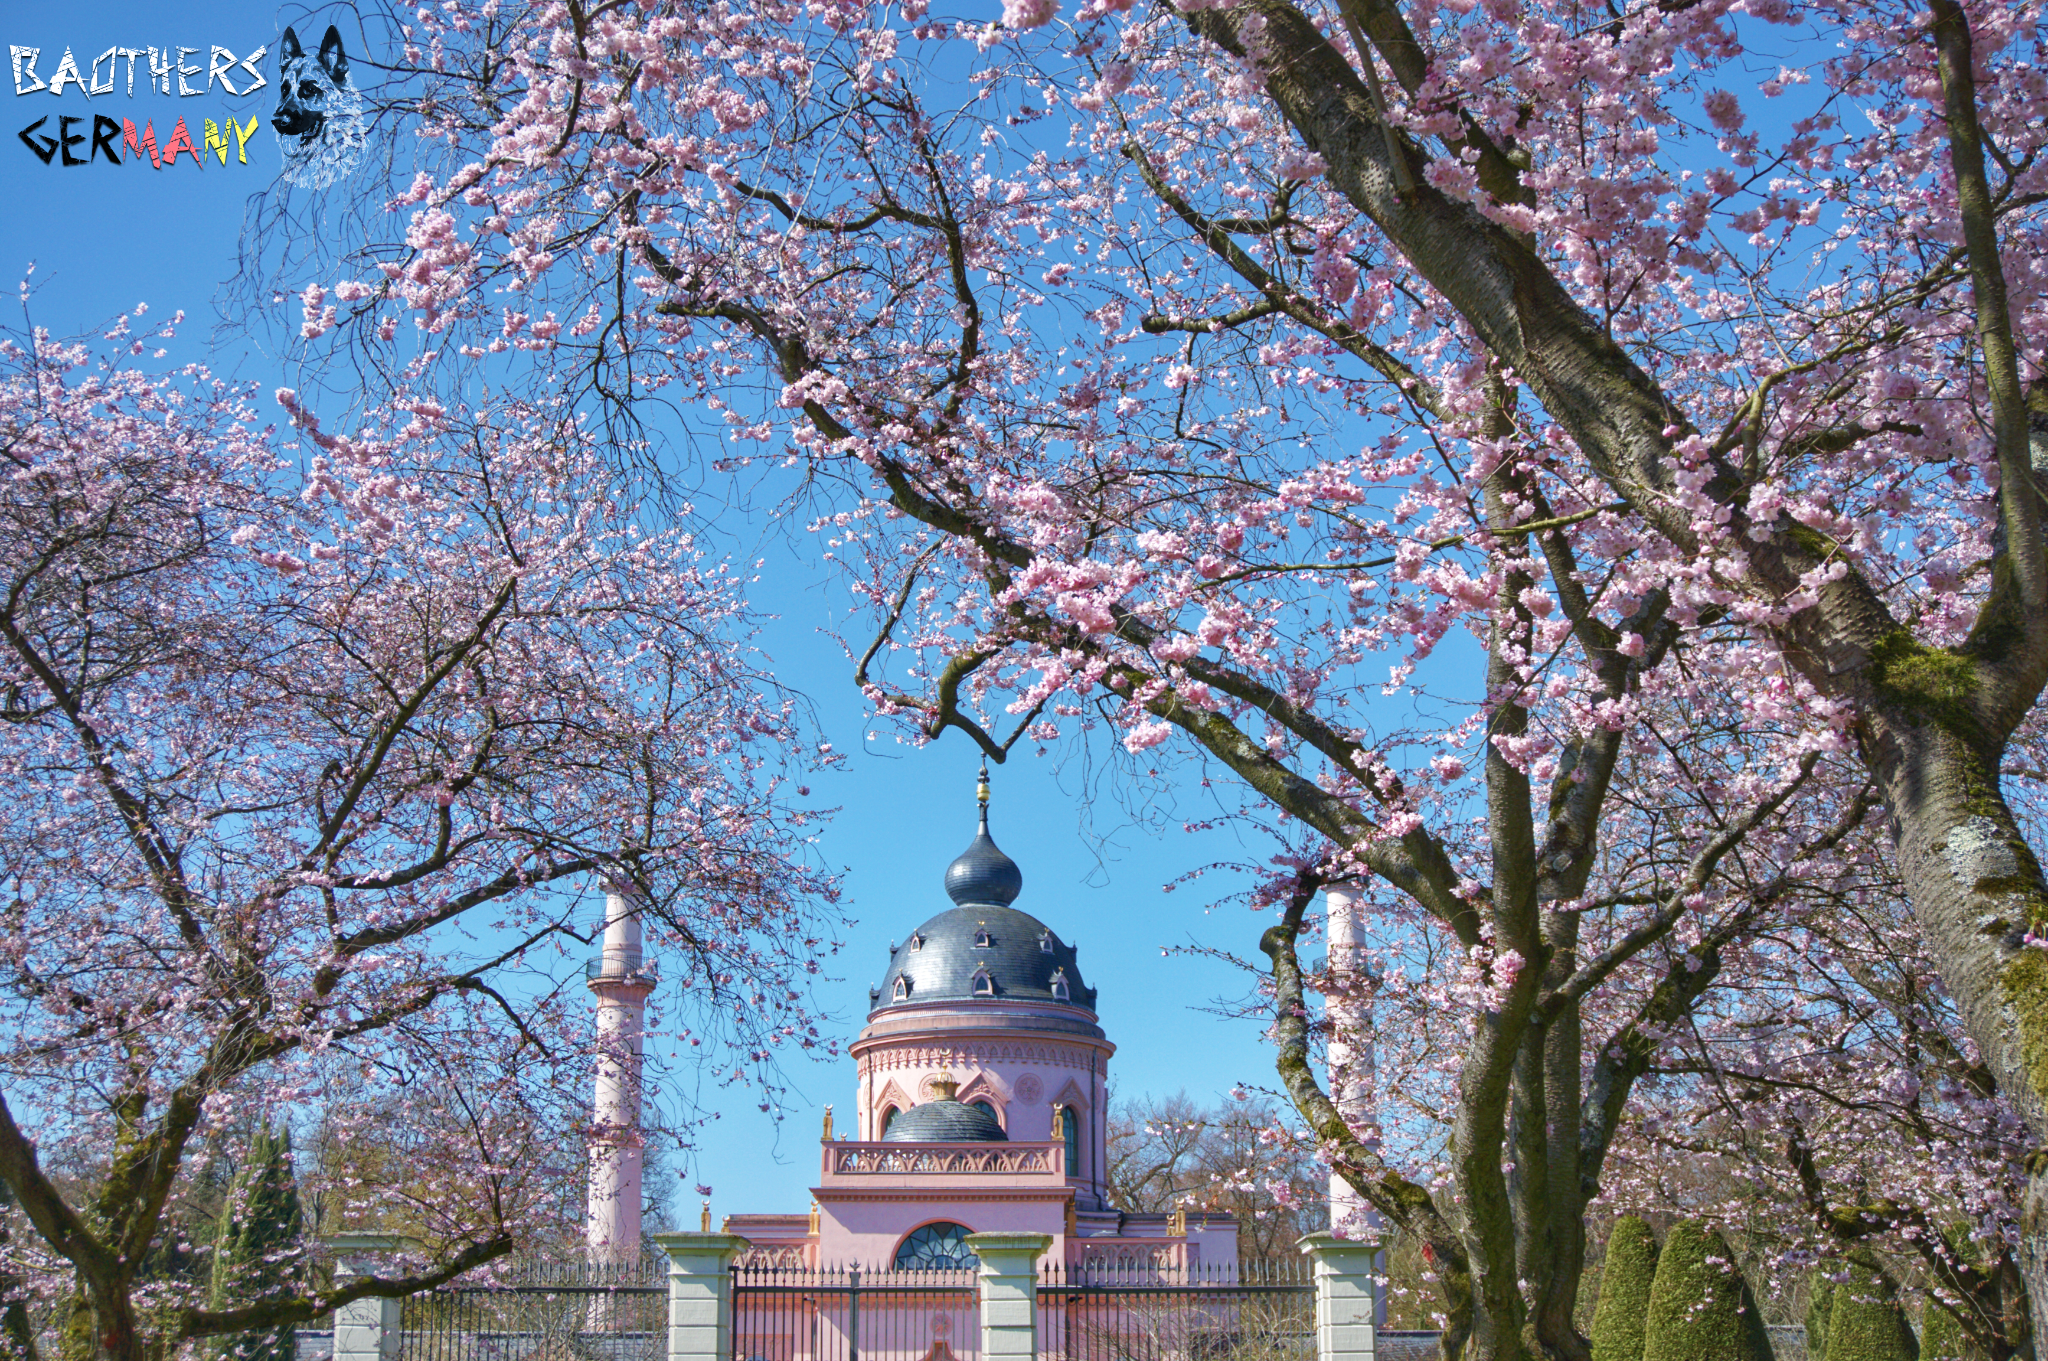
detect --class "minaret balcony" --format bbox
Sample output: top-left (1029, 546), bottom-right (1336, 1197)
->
top-left (586, 951), bottom-right (659, 985)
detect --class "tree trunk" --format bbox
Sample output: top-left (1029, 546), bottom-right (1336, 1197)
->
top-left (1866, 698), bottom-right (2048, 1348)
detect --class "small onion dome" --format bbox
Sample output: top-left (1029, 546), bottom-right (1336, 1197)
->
top-left (882, 1074), bottom-right (1007, 1143)
top-left (945, 759), bottom-right (1023, 907)
top-left (944, 817), bottom-right (1023, 907)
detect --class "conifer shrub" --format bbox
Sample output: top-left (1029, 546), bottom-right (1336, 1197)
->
top-left (211, 1124), bottom-right (307, 1361)
top-left (1807, 1271), bottom-right (1835, 1361)
top-left (1823, 1259), bottom-right (1917, 1361)
top-left (1640, 1221), bottom-right (1774, 1361)
top-left (1591, 1217), bottom-right (1661, 1361)
top-left (1917, 1299), bottom-right (1967, 1361)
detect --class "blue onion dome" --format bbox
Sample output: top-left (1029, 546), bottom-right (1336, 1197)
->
top-left (946, 762), bottom-right (1023, 906)
top-left (882, 1074), bottom-right (1007, 1143)
top-left (945, 822), bottom-right (1024, 908)
top-left (868, 766), bottom-right (1096, 1015)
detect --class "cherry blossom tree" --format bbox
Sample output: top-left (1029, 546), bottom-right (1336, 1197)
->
top-left (243, 0), bottom-right (2048, 1354)
top-left (0, 309), bottom-right (838, 1361)
top-left (1594, 840), bottom-right (2032, 1357)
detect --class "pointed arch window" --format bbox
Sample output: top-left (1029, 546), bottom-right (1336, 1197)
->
top-left (908, 932), bottom-right (924, 952)
top-left (1038, 929), bottom-right (1054, 954)
top-left (893, 975), bottom-right (911, 1001)
top-left (1058, 1103), bottom-right (1080, 1175)
top-left (973, 923), bottom-right (992, 948)
top-left (971, 1099), bottom-right (1000, 1128)
top-left (1049, 968), bottom-right (1070, 1002)
top-left (880, 1106), bottom-right (899, 1137)
top-left (971, 966), bottom-right (994, 997)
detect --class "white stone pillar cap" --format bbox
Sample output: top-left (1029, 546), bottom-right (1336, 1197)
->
top-left (1297, 1232), bottom-right (1379, 1264)
top-left (963, 1231), bottom-right (1052, 1262)
top-left (649, 1231), bottom-right (751, 1263)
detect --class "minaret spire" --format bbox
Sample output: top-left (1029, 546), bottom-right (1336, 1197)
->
top-left (976, 756), bottom-right (991, 834)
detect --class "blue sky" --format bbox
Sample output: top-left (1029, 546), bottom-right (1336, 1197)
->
top-left (0, 0), bottom-right (1483, 1222)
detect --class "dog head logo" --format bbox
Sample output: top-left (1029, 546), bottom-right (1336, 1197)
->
top-left (271, 24), bottom-right (366, 190)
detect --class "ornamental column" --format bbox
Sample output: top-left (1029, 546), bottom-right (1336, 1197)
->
top-left (1299, 1233), bottom-right (1378, 1361)
top-left (327, 1233), bottom-right (404, 1361)
top-left (648, 1232), bottom-right (748, 1361)
top-left (1324, 883), bottom-right (1386, 1327)
top-left (965, 1233), bottom-right (1051, 1361)
top-left (588, 882), bottom-right (657, 1265)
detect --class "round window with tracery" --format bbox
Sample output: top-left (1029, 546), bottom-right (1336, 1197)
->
top-left (894, 1222), bottom-right (979, 1270)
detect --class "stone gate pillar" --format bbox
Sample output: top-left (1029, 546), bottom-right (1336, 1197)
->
top-left (965, 1232), bottom-right (1051, 1361)
top-left (327, 1233), bottom-right (406, 1361)
top-left (1300, 1234), bottom-right (1378, 1361)
top-left (649, 1232), bottom-right (749, 1361)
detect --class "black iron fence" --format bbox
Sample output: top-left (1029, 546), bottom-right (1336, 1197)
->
top-left (398, 1260), bottom-right (668, 1361)
top-left (1035, 1259), bottom-right (1315, 1361)
top-left (730, 1263), bottom-right (980, 1361)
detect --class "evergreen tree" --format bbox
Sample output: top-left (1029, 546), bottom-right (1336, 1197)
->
top-left (1591, 1217), bottom-right (1661, 1361)
top-left (1823, 1259), bottom-right (1917, 1361)
top-left (210, 1124), bottom-right (307, 1361)
top-left (1918, 1299), bottom-right (1967, 1361)
top-left (1807, 1271), bottom-right (1835, 1361)
top-left (1640, 1222), bottom-right (1775, 1361)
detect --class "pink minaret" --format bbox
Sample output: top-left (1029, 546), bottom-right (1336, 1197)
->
top-left (586, 882), bottom-right (656, 1264)
top-left (1324, 882), bottom-right (1387, 1325)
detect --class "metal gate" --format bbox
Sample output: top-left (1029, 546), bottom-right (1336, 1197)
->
top-left (1035, 1260), bottom-right (1315, 1361)
top-left (398, 1261), bottom-right (667, 1361)
top-left (730, 1263), bottom-right (980, 1361)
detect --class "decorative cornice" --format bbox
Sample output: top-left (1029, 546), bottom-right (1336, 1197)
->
top-left (856, 1039), bottom-right (1102, 1075)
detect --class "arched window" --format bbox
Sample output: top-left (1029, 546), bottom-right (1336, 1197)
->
top-left (973, 923), bottom-right (992, 948)
top-left (971, 966), bottom-right (994, 997)
top-left (1038, 929), bottom-right (1054, 954)
top-left (971, 1099), bottom-right (1000, 1128)
top-left (1049, 968), bottom-right (1070, 1002)
top-left (893, 975), bottom-right (910, 1001)
top-left (1058, 1104), bottom-right (1080, 1175)
top-left (908, 931), bottom-right (924, 952)
top-left (880, 1106), bottom-right (899, 1137)
top-left (894, 1222), bottom-right (979, 1271)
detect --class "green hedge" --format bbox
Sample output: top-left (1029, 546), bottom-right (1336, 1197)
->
top-left (1641, 1221), bottom-right (1774, 1361)
top-left (1918, 1299), bottom-right (1967, 1361)
top-left (1591, 1217), bottom-right (1661, 1361)
top-left (1824, 1259), bottom-right (1917, 1361)
top-left (1808, 1271), bottom-right (1835, 1361)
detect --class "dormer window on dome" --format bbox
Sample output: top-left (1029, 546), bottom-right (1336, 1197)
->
top-left (971, 965), bottom-right (994, 997)
top-left (1049, 968), bottom-right (1070, 1002)
top-left (908, 931), bottom-right (924, 952)
top-left (893, 975), bottom-right (911, 1001)
top-left (1038, 929), bottom-right (1053, 954)
top-left (973, 923), bottom-right (992, 948)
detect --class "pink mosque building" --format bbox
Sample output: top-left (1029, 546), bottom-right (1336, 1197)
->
top-left (720, 778), bottom-right (1237, 1272)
